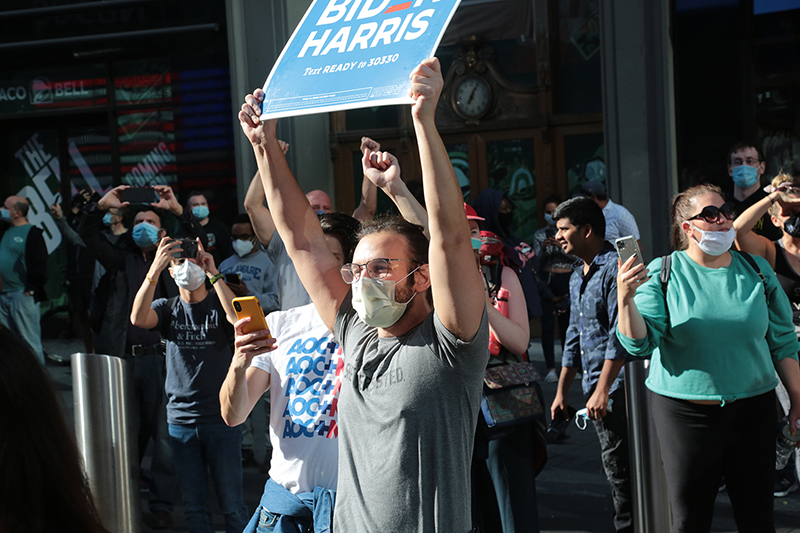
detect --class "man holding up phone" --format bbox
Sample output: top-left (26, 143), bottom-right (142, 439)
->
top-left (551, 196), bottom-right (633, 533)
top-left (78, 184), bottom-right (207, 529)
top-left (131, 238), bottom-right (249, 533)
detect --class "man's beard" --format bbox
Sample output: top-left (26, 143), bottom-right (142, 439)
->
top-left (394, 273), bottom-right (417, 307)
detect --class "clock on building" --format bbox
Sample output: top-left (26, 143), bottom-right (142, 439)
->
top-left (452, 74), bottom-right (492, 120)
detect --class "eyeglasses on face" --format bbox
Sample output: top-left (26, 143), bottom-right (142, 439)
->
top-left (340, 258), bottom-right (420, 284)
top-left (686, 203), bottom-right (734, 224)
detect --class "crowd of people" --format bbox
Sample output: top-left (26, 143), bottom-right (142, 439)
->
top-left (1, 58), bottom-right (799, 533)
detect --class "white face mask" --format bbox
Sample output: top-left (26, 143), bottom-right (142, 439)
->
top-left (171, 260), bottom-right (206, 291)
top-left (688, 224), bottom-right (736, 256)
top-left (232, 239), bottom-right (254, 258)
top-left (351, 267), bottom-right (419, 328)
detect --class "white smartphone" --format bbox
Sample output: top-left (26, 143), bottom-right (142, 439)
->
top-left (614, 236), bottom-right (643, 268)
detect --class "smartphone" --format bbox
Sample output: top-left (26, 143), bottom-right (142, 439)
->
top-left (173, 238), bottom-right (198, 259)
top-left (122, 187), bottom-right (160, 204)
top-left (232, 296), bottom-right (270, 335)
top-left (224, 273), bottom-right (242, 285)
top-left (614, 236), bottom-right (643, 268)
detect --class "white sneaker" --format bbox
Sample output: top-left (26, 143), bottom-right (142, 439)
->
top-left (545, 370), bottom-right (559, 383)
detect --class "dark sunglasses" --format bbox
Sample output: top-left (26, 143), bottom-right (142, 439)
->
top-left (686, 203), bottom-right (734, 224)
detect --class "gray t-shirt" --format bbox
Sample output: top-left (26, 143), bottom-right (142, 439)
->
top-left (267, 230), bottom-right (311, 311)
top-left (333, 296), bottom-right (489, 533)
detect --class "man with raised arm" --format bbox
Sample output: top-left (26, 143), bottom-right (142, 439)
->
top-left (238, 58), bottom-right (489, 532)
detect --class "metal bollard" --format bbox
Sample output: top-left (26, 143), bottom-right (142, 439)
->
top-left (72, 353), bottom-right (142, 533)
top-left (625, 359), bottom-right (671, 532)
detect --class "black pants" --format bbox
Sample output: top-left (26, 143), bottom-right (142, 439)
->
top-left (650, 390), bottom-right (776, 533)
top-left (540, 271), bottom-right (571, 369)
top-left (592, 389), bottom-right (633, 533)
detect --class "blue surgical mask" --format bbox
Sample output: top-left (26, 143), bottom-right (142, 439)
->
top-left (0, 208), bottom-right (11, 222)
top-left (471, 237), bottom-right (482, 250)
top-left (732, 165), bottom-right (759, 189)
top-left (192, 205), bottom-right (209, 219)
top-left (544, 213), bottom-right (555, 227)
top-left (132, 222), bottom-right (160, 248)
top-left (102, 213), bottom-right (114, 227)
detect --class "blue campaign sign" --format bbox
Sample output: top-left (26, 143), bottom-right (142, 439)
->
top-left (261, 0), bottom-right (461, 119)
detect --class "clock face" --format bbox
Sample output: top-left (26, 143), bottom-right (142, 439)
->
top-left (454, 76), bottom-right (491, 119)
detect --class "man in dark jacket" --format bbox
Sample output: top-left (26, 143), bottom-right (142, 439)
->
top-left (79, 184), bottom-right (207, 530)
top-left (0, 195), bottom-right (47, 364)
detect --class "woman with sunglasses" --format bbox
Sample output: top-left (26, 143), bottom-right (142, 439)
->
top-left (616, 183), bottom-right (800, 532)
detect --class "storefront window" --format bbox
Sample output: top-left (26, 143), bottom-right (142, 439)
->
top-left (118, 108), bottom-right (176, 187)
top-left (555, 0), bottom-right (602, 114)
top-left (113, 59), bottom-right (172, 106)
top-left (486, 138), bottom-right (536, 243)
top-left (67, 127), bottom-right (113, 196)
top-left (564, 133), bottom-right (605, 196)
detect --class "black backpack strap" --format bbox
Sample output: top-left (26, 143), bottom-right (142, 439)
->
top-left (733, 250), bottom-right (767, 297)
top-left (660, 254), bottom-right (672, 325)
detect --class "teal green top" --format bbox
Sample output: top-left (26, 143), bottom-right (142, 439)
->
top-left (0, 224), bottom-right (32, 293)
top-left (616, 250), bottom-right (799, 403)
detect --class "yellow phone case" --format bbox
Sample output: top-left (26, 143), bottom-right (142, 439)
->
top-left (232, 296), bottom-right (269, 335)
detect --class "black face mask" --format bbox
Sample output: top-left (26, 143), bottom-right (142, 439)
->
top-left (784, 214), bottom-right (800, 238)
top-left (497, 211), bottom-right (514, 229)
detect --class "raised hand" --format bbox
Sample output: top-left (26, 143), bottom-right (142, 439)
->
top-left (617, 255), bottom-right (649, 304)
top-left (238, 89), bottom-right (278, 147)
top-left (151, 237), bottom-right (181, 274)
top-left (195, 239), bottom-right (217, 275)
top-left (152, 185), bottom-right (183, 216)
top-left (362, 149), bottom-right (401, 190)
top-left (49, 203), bottom-right (63, 220)
top-left (360, 136), bottom-right (380, 153)
top-left (231, 317), bottom-right (275, 371)
top-left (97, 185), bottom-right (130, 212)
top-left (409, 58), bottom-right (443, 123)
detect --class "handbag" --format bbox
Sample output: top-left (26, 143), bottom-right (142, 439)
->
top-left (479, 361), bottom-right (549, 476)
top-left (480, 362), bottom-right (544, 434)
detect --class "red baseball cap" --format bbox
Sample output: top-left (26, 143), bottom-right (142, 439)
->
top-left (464, 203), bottom-right (485, 221)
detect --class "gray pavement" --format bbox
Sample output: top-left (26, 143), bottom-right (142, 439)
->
top-left (43, 331), bottom-right (800, 533)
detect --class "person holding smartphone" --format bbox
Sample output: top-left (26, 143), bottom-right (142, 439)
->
top-left (130, 237), bottom-right (247, 533)
top-left (550, 196), bottom-right (632, 533)
top-left (219, 213), bottom-right (279, 316)
top-left (616, 183), bottom-right (800, 531)
top-left (220, 212), bottom-right (361, 533)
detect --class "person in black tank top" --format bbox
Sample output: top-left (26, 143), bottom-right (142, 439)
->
top-left (734, 172), bottom-right (800, 497)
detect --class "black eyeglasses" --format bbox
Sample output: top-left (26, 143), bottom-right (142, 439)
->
top-left (340, 258), bottom-right (420, 284)
top-left (686, 204), bottom-right (734, 224)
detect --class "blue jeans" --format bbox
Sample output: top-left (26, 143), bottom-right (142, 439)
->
top-left (486, 423), bottom-right (540, 533)
top-left (0, 291), bottom-right (43, 364)
top-left (169, 423), bottom-right (249, 533)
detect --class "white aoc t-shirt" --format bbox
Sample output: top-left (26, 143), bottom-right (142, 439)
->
top-left (250, 303), bottom-right (342, 494)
